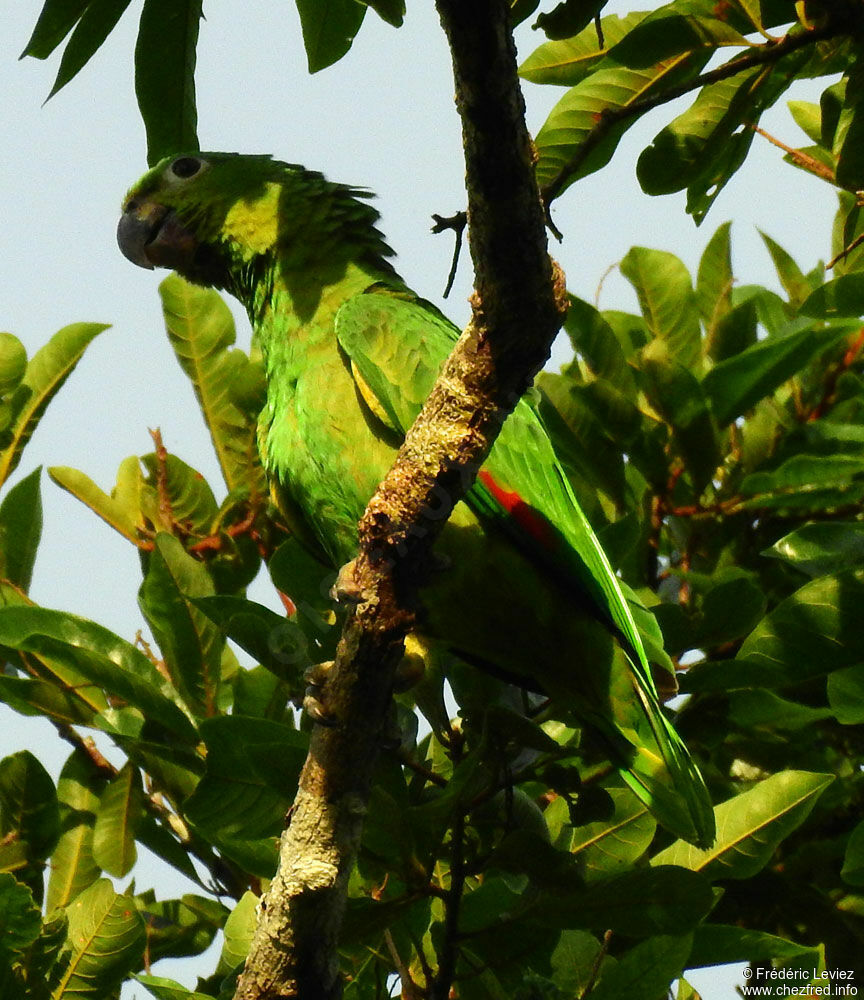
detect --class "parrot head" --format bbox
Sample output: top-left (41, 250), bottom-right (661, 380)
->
top-left (117, 152), bottom-right (393, 295)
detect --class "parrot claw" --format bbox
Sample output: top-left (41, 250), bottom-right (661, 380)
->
top-left (331, 559), bottom-right (366, 604)
top-left (303, 661), bottom-right (339, 726)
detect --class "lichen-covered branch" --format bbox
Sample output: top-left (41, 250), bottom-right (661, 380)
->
top-left (232, 1), bottom-right (566, 997)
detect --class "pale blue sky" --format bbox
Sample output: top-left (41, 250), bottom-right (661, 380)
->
top-left (0, 1), bottom-right (840, 995)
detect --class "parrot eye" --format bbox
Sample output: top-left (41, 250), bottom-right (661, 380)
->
top-left (169, 156), bottom-right (204, 179)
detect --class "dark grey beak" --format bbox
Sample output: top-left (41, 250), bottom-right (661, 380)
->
top-left (117, 201), bottom-right (199, 273)
top-left (117, 205), bottom-right (159, 270)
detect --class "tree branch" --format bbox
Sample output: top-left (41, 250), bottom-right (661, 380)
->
top-left (232, 1), bottom-right (567, 997)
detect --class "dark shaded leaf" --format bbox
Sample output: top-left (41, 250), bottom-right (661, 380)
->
top-left (138, 533), bottom-right (221, 717)
top-left (0, 467), bottom-right (42, 592)
top-left (766, 521), bottom-right (864, 578)
top-left (20, 0), bottom-right (90, 58)
top-left (702, 323), bottom-right (852, 426)
top-left (295, 0), bottom-right (367, 73)
top-left (135, 0), bottom-right (201, 165)
top-left (46, 0), bottom-right (133, 99)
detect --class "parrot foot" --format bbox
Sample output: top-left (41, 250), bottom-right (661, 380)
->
top-left (302, 661), bottom-right (339, 726)
top-left (331, 559), bottom-right (366, 604)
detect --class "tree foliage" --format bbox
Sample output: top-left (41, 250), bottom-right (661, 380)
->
top-left (4, 0), bottom-right (864, 997)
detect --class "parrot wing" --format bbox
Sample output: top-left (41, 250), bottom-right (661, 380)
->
top-left (336, 285), bottom-right (715, 848)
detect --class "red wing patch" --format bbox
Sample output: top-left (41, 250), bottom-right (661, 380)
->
top-left (478, 470), bottom-right (557, 551)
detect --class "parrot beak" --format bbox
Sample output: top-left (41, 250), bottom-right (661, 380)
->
top-left (117, 200), bottom-right (198, 272)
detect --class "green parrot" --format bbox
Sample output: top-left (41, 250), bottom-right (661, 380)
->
top-left (118, 152), bottom-right (714, 847)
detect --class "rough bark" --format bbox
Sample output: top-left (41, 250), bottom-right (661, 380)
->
top-left (233, 1), bottom-right (567, 997)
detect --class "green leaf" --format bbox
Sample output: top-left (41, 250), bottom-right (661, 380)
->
top-left (636, 340), bottom-right (719, 490)
top-left (688, 922), bottom-right (822, 968)
top-left (621, 247), bottom-right (701, 369)
top-left (695, 220), bottom-right (733, 328)
top-left (0, 333), bottom-right (27, 395)
top-left (727, 690), bottom-right (833, 732)
top-left (215, 890), bottom-right (257, 975)
top-left (138, 533), bottom-right (221, 717)
top-left (53, 880), bottom-right (145, 999)
top-left (295, 0), bottom-right (367, 73)
top-left (0, 467), bottom-right (42, 592)
top-left (135, 0), bottom-right (201, 166)
top-left (738, 454), bottom-right (864, 512)
top-left (702, 323), bottom-right (852, 426)
top-left (20, 0), bottom-right (90, 59)
top-left (738, 570), bottom-right (864, 683)
top-left (134, 893), bottom-right (227, 963)
top-left (183, 716), bottom-right (307, 875)
top-left (802, 272), bottom-right (864, 318)
top-left (0, 751), bottom-right (60, 868)
top-left (608, 8), bottom-right (746, 69)
top-left (48, 461), bottom-right (142, 545)
top-left (563, 295), bottom-right (635, 390)
top-left (46, 0), bottom-right (133, 100)
top-left (841, 821), bottom-right (864, 887)
top-left (519, 12), bottom-right (647, 86)
top-left (637, 46), bottom-right (810, 222)
top-left (760, 230), bottom-right (813, 306)
top-left (0, 323), bottom-right (109, 491)
top-left (568, 787), bottom-right (656, 879)
top-left (827, 664), bottom-right (864, 725)
top-left (158, 275), bottom-right (266, 495)
top-left (533, 0), bottom-right (607, 41)
top-left (535, 54), bottom-right (707, 198)
top-left (0, 604), bottom-right (198, 742)
top-left (541, 866), bottom-right (713, 936)
top-left (361, 0), bottom-right (403, 27)
top-left (0, 873), bottom-right (42, 956)
top-left (92, 763), bottom-right (145, 878)
top-left (133, 974), bottom-right (214, 999)
top-left (766, 522), bottom-right (864, 578)
top-left (194, 595), bottom-right (308, 691)
top-left (139, 452), bottom-right (218, 535)
top-left (653, 770), bottom-right (833, 878)
top-left (587, 933), bottom-right (693, 1000)
top-left (46, 751), bottom-right (105, 912)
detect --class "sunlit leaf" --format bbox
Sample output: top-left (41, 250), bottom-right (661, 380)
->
top-left (653, 770), bottom-right (833, 877)
top-left (0, 323), bottom-right (108, 490)
top-left (519, 12), bottom-right (647, 86)
top-left (158, 276), bottom-right (266, 496)
top-left (92, 763), bottom-right (145, 878)
top-left (53, 880), bottom-right (145, 998)
top-left (46, 751), bottom-right (105, 912)
top-left (621, 247), bottom-right (701, 369)
top-left (536, 54), bottom-right (708, 199)
top-left (49, 462), bottom-right (143, 545)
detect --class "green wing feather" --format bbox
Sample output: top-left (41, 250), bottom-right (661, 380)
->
top-left (336, 287), bottom-right (714, 848)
